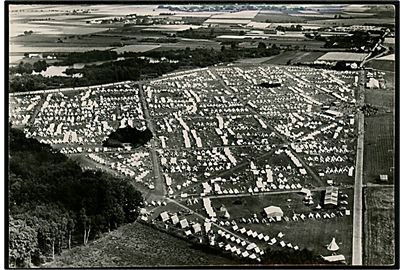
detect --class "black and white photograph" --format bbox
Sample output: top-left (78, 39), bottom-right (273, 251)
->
top-left (5, 1), bottom-right (398, 268)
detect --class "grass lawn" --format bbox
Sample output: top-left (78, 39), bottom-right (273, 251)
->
top-left (363, 187), bottom-right (395, 266)
top-left (47, 221), bottom-right (238, 267)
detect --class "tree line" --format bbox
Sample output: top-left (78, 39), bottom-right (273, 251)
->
top-left (9, 44), bottom-right (280, 93)
top-left (8, 127), bottom-right (143, 267)
top-left (9, 60), bottom-right (48, 75)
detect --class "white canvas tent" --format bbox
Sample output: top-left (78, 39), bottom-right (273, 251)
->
top-left (327, 237), bottom-right (340, 252)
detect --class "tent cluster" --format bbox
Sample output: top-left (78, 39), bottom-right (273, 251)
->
top-left (192, 160), bottom-right (307, 197)
top-left (153, 209), bottom-right (210, 239)
top-left (216, 229), bottom-right (264, 262)
top-left (9, 94), bottom-right (41, 126)
top-left (236, 209), bottom-right (347, 225)
top-left (87, 151), bottom-right (155, 190)
top-left (229, 225), bottom-right (300, 253)
top-left (146, 69), bottom-right (213, 119)
top-left (17, 83), bottom-right (146, 151)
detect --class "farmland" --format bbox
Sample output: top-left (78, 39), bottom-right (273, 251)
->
top-left (113, 44), bottom-right (161, 53)
top-left (363, 187), bottom-right (395, 265)
top-left (363, 71), bottom-right (395, 185)
top-left (363, 113), bottom-right (395, 184)
top-left (262, 51), bottom-right (325, 65)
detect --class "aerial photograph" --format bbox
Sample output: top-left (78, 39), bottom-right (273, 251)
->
top-left (6, 2), bottom-right (397, 268)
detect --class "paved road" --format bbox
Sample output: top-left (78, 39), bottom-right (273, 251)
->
top-left (139, 82), bottom-right (166, 197)
top-left (26, 95), bottom-right (46, 133)
top-left (352, 71), bottom-right (365, 266)
top-left (360, 30), bottom-right (389, 68)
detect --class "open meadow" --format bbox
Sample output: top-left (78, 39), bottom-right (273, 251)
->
top-left (363, 187), bottom-right (395, 265)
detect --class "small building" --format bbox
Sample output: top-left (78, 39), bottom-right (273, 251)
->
top-left (322, 254), bottom-right (346, 263)
top-left (380, 174), bottom-right (388, 182)
top-left (264, 206), bottom-right (283, 218)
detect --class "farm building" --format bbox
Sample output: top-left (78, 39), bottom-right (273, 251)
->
top-left (380, 174), bottom-right (389, 182)
top-left (263, 206), bottom-right (283, 218)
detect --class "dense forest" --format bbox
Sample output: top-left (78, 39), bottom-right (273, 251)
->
top-left (54, 50), bottom-right (119, 66)
top-left (9, 44), bottom-right (280, 93)
top-left (323, 31), bottom-right (381, 51)
top-left (8, 127), bottom-right (143, 267)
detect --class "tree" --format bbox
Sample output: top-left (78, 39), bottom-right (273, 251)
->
top-left (9, 217), bottom-right (38, 267)
top-left (9, 127), bottom-right (145, 265)
top-left (258, 42), bottom-right (267, 50)
top-left (67, 217), bottom-right (75, 250)
top-left (80, 208), bottom-right (91, 245)
top-left (33, 60), bottom-right (47, 73)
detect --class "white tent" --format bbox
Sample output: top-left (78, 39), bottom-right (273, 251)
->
top-left (263, 206), bottom-right (283, 218)
top-left (327, 237), bottom-right (340, 252)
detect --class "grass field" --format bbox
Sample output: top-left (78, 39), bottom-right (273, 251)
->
top-left (112, 44), bottom-right (161, 53)
top-left (47, 221), bottom-right (238, 267)
top-left (209, 190), bottom-right (354, 262)
top-left (363, 187), bottom-right (395, 266)
top-left (366, 60), bottom-right (395, 72)
top-left (262, 51), bottom-right (324, 65)
top-left (306, 18), bottom-right (395, 26)
top-left (365, 89), bottom-right (394, 112)
top-left (254, 13), bottom-right (307, 23)
top-left (363, 113), bottom-right (395, 184)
